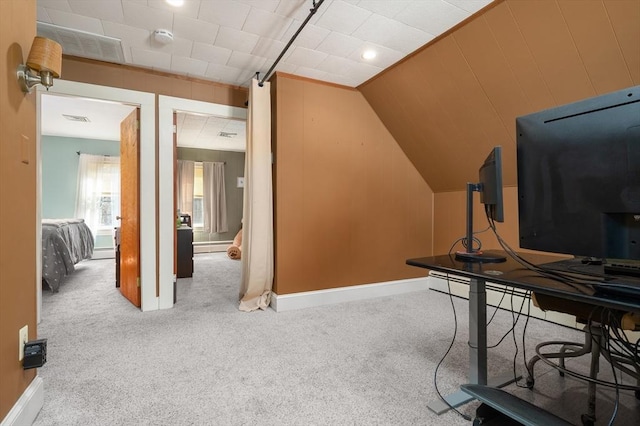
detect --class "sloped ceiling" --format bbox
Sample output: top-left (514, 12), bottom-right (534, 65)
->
top-left (358, 0), bottom-right (640, 192)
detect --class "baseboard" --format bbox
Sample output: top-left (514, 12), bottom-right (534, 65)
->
top-left (270, 277), bottom-right (429, 312)
top-left (1, 376), bottom-right (44, 426)
top-left (193, 241), bottom-right (231, 254)
top-left (91, 249), bottom-right (115, 260)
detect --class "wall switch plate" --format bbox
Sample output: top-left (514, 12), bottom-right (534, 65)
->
top-left (19, 325), bottom-right (28, 361)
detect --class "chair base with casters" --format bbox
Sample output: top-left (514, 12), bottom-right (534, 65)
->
top-left (525, 320), bottom-right (640, 426)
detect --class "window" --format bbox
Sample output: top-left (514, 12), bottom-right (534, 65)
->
top-left (192, 162), bottom-right (204, 227)
top-left (75, 154), bottom-right (120, 238)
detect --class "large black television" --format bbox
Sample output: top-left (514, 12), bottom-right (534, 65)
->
top-left (516, 86), bottom-right (640, 277)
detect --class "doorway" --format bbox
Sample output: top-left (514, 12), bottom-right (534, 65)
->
top-left (158, 96), bottom-right (247, 309)
top-left (36, 80), bottom-right (156, 320)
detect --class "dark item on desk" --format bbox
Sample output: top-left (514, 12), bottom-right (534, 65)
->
top-left (179, 214), bottom-right (191, 227)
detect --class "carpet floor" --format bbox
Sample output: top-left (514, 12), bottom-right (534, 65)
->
top-left (32, 253), bottom-right (639, 425)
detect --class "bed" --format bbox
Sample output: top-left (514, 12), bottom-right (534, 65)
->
top-left (42, 218), bottom-right (94, 292)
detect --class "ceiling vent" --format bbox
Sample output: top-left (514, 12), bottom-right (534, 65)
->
top-left (218, 132), bottom-right (237, 138)
top-left (37, 22), bottom-right (125, 64)
top-left (63, 114), bottom-right (91, 122)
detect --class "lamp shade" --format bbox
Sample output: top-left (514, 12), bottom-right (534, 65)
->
top-left (26, 37), bottom-right (62, 78)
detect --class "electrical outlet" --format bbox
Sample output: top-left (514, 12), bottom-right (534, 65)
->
top-left (19, 325), bottom-right (28, 361)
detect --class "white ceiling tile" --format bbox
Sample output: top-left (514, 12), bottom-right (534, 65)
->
top-left (102, 21), bottom-right (152, 49)
top-left (294, 66), bottom-right (329, 81)
top-left (444, 0), bottom-right (493, 14)
top-left (45, 8), bottom-right (105, 35)
top-left (243, 7), bottom-right (293, 40)
top-left (173, 15), bottom-right (219, 45)
top-left (396, 0), bottom-right (469, 35)
top-left (356, 0), bottom-right (412, 18)
top-left (236, 0), bottom-right (280, 13)
top-left (214, 27), bottom-right (259, 53)
top-left (271, 62), bottom-right (298, 75)
top-left (252, 37), bottom-right (287, 61)
top-left (146, 0), bottom-right (201, 19)
top-left (274, 0), bottom-right (314, 19)
top-left (171, 55), bottom-right (208, 76)
top-left (286, 46), bottom-right (329, 68)
top-left (348, 43), bottom-right (405, 68)
top-left (192, 42), bottom-right (232, 64)
top-left (205, 63), bottom-right (245, 83)
top-left (151, 36), bottom-right (193, 56)
top-left (315, 0), bottom-right (371, 34)
top-left (38, 0), bottom-right (73, 13)
top-left (67, 0), bottom-right (124, 23)
top-left (315, 31), bottom-right (361, 57)
top-left (37, 6), bottom-right (52, 23)
top-left (198, 1), bottom-right (251, 30)
top-left (345, 61), bottom-right (383, 82)
top-left (280, 23), bottom-right (330, 50)
top-left (315, 55), bottom-right (354, 75)
top-left (123, 2), bottom-right (174, 32)
top-left (353, 13), bottom-right (433, 53)
top-left (227, 51), bottom-right (268, 72)
top-left (131, 46), bottom-right (172, 69)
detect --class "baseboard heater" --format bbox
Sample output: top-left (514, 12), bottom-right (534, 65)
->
top-left (193, 241), bottom-right (232, 254)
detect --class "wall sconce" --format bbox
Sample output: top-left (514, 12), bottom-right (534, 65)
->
top-left (17, 36), bottom-right (62, 93)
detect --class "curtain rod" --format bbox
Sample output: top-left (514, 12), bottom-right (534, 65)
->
top-left (258, 0), bottom-right (325, 87)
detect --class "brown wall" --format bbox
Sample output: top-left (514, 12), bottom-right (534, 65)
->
top-left (61, 57), bottom-right (248, 107)
top-left (0, 0), bottom-right (38, 419)
top-left (359, 0), bottom-right (640, 256)
top-left (272, 74), bottom-right (433, 294)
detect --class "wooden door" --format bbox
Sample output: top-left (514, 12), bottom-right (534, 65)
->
top-left (119, 108), bottom-right (141, 307)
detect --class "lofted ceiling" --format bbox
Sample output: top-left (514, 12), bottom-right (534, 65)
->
top-left (36, 0), bottom-right (494, 89)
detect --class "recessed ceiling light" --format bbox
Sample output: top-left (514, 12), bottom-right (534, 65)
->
top-left (166, 0), bottom-right (184, 6)
top-left (362, 49), bottom-right (377, 60)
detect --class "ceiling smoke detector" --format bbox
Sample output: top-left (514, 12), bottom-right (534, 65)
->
top-left (153, 29), bottom-right (174, 45)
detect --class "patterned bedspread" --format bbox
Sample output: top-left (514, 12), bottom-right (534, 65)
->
top-left (42, 219), bottom-right (94, 292)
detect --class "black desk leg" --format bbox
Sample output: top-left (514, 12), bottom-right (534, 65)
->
top-left (427, 277), bottom-right (518, 415)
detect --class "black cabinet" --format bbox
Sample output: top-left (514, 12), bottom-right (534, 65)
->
top-left (177, 227), bottom-right (193, 278)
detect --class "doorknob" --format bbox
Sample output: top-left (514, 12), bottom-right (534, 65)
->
top-left (116, 216), bottom-right (122, 220)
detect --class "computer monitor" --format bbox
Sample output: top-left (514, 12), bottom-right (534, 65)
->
top-left (455, 146), bottom-right (506, 263)
top-left (516, 85), bottom-right (640, 277)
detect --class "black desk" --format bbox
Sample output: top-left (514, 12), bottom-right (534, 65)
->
top-left (406, 251), bottom-right (640, 415)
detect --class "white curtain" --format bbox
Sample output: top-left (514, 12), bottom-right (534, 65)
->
top-left (239, 78), bottom-right (274, 312)
top-left (203, 161), bottom-right (227, 233)
top-left (75, 153), bottom-right (120, 240)
top-left (177, 160), bottom-right (194, 216)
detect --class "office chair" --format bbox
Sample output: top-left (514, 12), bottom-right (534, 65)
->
top-left (524, 293), bottom-right (640, 426)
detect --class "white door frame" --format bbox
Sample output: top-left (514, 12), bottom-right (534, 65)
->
top-left (158, 96), bottom-right (247, 308)
top-left (37, 80), bottom-right (158, 314)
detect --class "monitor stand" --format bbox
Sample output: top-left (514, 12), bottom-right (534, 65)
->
top-left (455, 182), bottom-right (506, 263)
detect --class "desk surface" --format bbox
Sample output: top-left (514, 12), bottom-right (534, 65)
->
top-left (407, 251), bottom-right (640, 314)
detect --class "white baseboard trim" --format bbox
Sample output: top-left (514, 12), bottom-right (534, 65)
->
top-left (193, 241), bottom-right (232, 254)
top-left (1, 376), bottom-right (44, 426)
top-left (91, 249), bottom-right (115, 260)
top-left (270, 277), bottom-right (430, 312)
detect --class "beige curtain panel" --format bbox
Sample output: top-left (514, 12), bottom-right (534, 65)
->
top-left (203, 161), bottom-right (227, 233)
top-left (176, 159), bottom-right (194, 217)
top-left (239, 78), bottom-right (274, 312)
